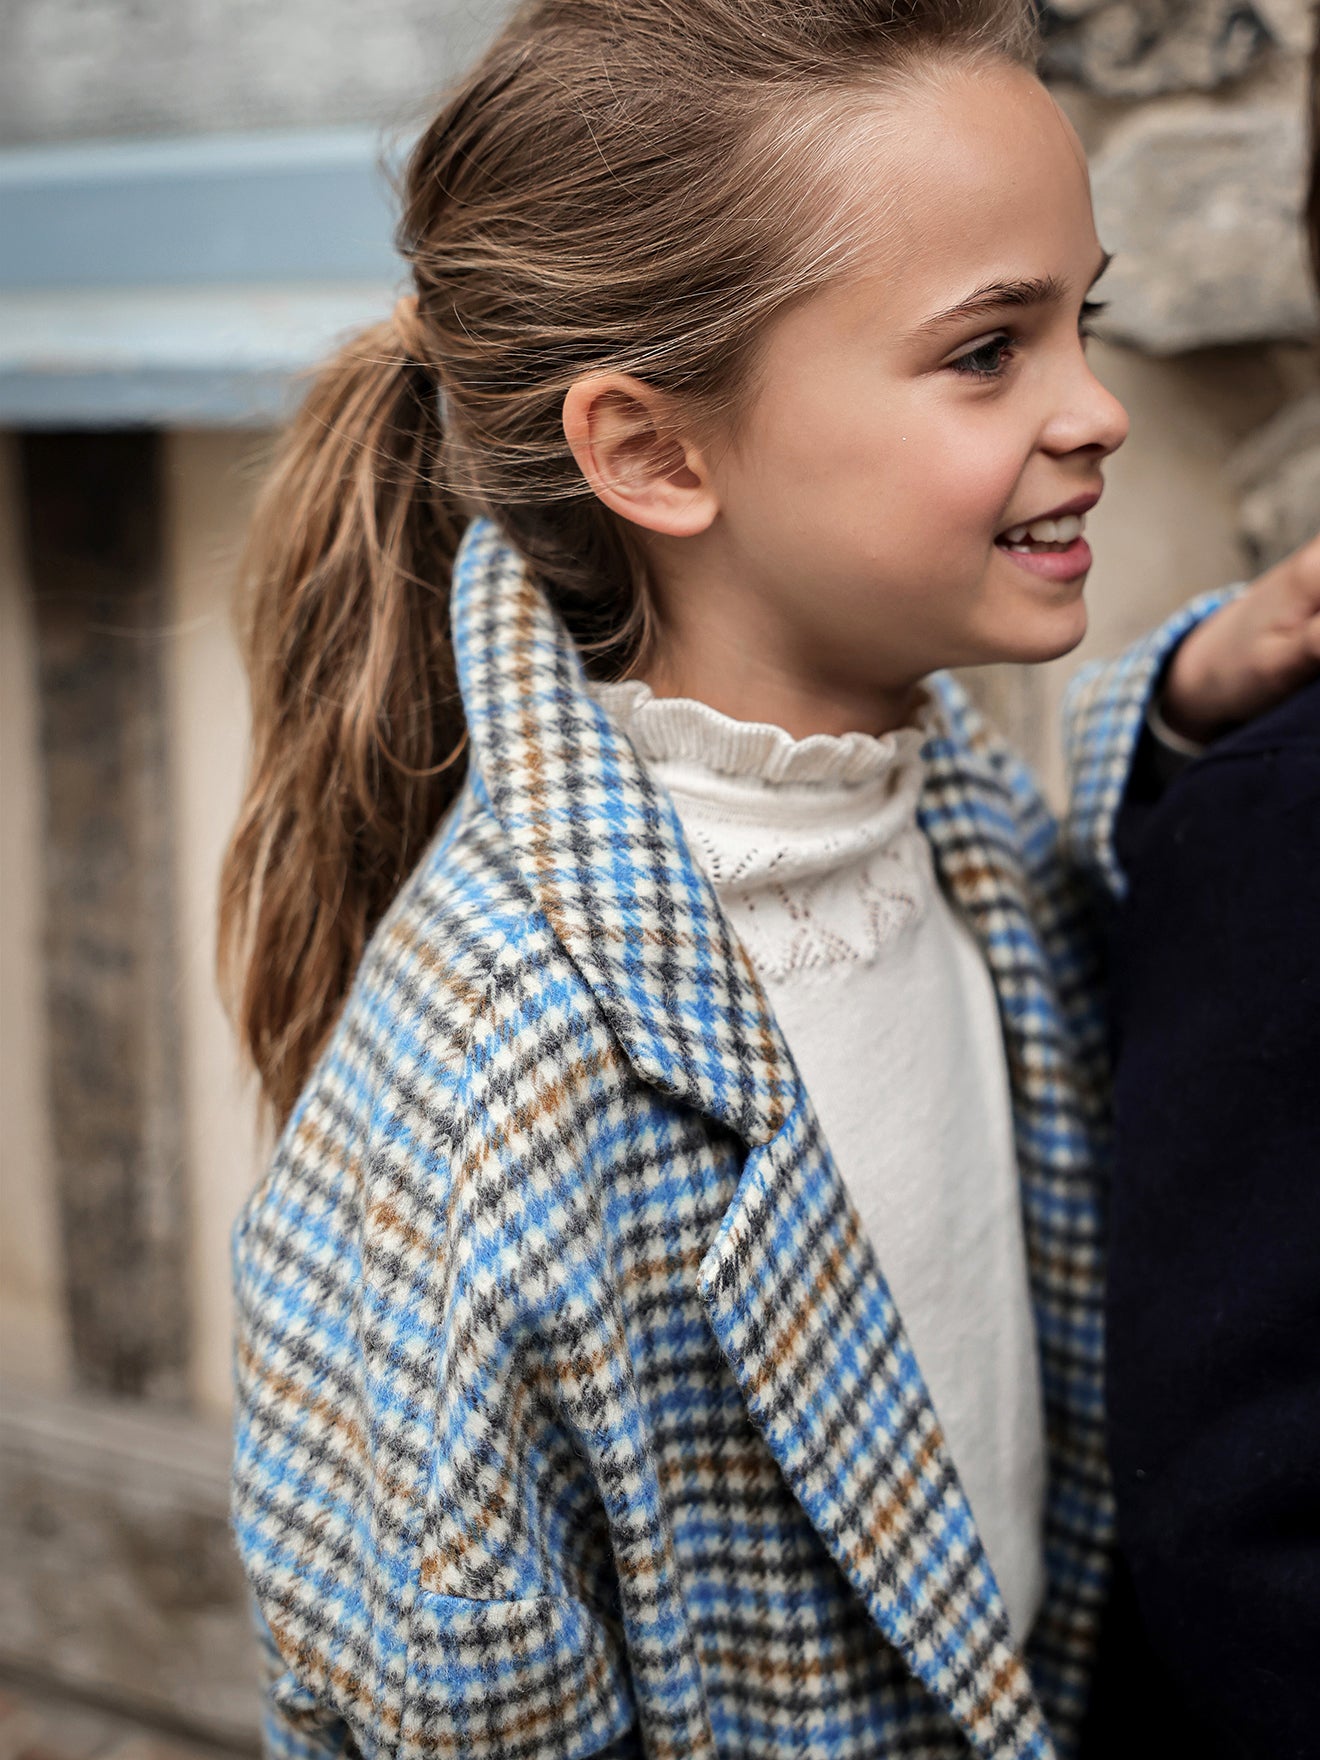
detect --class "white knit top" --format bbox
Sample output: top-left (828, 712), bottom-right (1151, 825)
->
top-left (591, 677), bottom-right (1047, 1647)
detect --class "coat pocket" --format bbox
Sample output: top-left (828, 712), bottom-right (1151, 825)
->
top-left (403, 1591), bottom-right (636, 1760)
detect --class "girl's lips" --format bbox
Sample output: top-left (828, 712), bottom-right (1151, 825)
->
top-left (995, 535), bottom-right (1092, 582)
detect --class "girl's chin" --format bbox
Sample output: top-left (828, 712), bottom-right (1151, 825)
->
top-left (994, 594), bottom-right (1089, 665)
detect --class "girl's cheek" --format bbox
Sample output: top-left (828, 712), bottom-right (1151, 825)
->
top-left (940, 435), bottom-right (1025, 524)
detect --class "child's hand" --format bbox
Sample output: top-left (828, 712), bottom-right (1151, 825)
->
top-left (1161, 533), bottom-right (1320, 743)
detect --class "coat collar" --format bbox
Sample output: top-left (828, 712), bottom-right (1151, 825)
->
top-left (452, 519), bottom-right (1053, 1758)
top-left (452, 516), bottom-right (793, 1147)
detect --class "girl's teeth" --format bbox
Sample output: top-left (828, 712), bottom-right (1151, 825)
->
top-left (1000, 512), bottom-right (1085, 548)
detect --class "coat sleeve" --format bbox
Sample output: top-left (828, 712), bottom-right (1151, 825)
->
top-left (1061, 584), bottom-right (1242, 902)
top-left (1102, 686), bottom-right (1320, 1756)
top-left (250, 1598), bottom-right (355, 1760)
top-left (231, 938), bottom-right (638, 1760)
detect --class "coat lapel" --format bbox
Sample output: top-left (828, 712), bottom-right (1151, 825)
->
top-left (918, 689), bottom-right (1113, 1734)
top-left (698, 1105), bottom-right (1053, 1760)
top-left (451, 520), bottom-right (1054, 1758)
top-left (451, 517), bottom-right (792, 1144)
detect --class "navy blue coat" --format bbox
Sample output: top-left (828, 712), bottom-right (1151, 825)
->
top-left (1093, 677), bottom-right (1320, 1758)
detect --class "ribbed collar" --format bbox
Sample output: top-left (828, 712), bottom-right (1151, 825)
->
top-left (588, 677), bottom-right (934, 900)
top-left (588, 676), bottom-right (933, 789)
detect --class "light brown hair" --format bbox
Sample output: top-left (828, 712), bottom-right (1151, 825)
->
top-left (219, 0), bottom-right (1040, 1123)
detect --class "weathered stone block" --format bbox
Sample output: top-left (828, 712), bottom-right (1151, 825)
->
top-left (1227, 392), bottom-right (1320, 567)
top-left (1041, 0), bottom-right (1274, 98)
top-left (1090, 100), bottom-right (1318, 352)
top-left (1250, 0), bottom-right (1317, 54)
top-left (0, 0), bottom-right (490, 144)
top-left (20, 432), bottom-right (191, 1405)
top-left (0, 1385), bottom-right (260, 1746)
top-left (1043, 0), bottom-right (1110, 21)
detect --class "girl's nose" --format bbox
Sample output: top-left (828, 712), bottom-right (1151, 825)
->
top-left (1042, 362), bottom-right (1130, 460)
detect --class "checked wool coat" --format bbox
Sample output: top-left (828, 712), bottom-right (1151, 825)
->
top-left (232, 517), bottom-right (1224, 1760)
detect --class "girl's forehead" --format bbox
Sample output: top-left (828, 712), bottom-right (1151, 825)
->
top-left (825, 65), bottom-right (1097, 319)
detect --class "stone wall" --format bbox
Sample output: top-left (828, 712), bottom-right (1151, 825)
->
top-left (1050, 0), bottom-right (1317, 572)
top-left (963, 0), bottom-right (1317, 789)
top-left (1, 427), bottom-right (264, 1742)
top-left (0, 0), bottom-right (495, 144)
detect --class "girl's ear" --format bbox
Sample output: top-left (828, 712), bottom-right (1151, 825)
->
top-left (562, 373), bottom-right (719, 537)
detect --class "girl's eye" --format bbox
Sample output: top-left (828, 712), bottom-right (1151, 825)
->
top-left (949, 300), bottom-right (1112, 380)
top-left (1079, 298), bottom-right (1109, 340)
top-left (949, 334), bottom-right (1016, 379)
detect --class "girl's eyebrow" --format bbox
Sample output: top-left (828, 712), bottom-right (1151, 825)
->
top-left (913, 250), bottom-right (1114, 338)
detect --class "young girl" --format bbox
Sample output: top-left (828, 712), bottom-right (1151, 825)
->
top-left (221, 3), bottom-right (1320, 1757)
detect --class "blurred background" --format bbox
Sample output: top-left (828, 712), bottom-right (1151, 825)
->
top-left (0, 0), bottom-right (1315, 1751)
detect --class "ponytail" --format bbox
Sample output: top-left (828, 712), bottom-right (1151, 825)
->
top-left (218, 302), bottom-right (468, 1124)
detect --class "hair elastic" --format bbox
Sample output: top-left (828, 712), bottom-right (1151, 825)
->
top-left (391, 291), bottom-right (448, 423)
top-left (391, 291), bottom-right (429, 365)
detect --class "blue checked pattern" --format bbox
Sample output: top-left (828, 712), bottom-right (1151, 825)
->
top-left (1063, 584), bottom-right (1243, 899)
top-left (232, 517), bottom-right (1220, 1760)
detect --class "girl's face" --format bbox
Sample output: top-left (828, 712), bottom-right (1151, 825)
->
top-left (647, 61), bottom-right (1129, 728)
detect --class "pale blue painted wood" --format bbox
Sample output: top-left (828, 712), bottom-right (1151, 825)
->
top-left (0, 368), bottom-right (297, 427)
top-left (0, 130), bottom-right (407, 425)
top-left (0, 282), bottom-right (396, 426)
top-left (0, 129), bottom-right (405, 289)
